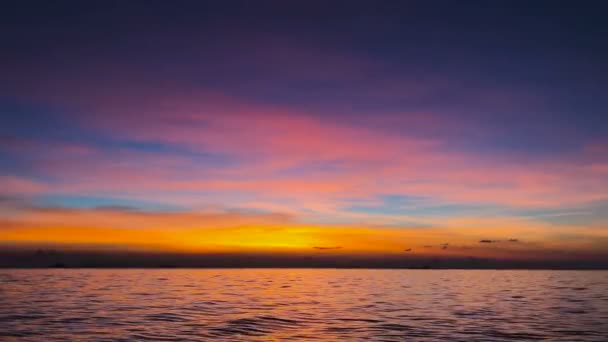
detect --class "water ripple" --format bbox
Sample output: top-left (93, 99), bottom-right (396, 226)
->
top-left (1, 269), bottom-right (607, 341)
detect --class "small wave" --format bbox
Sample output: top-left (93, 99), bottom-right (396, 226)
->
top-left (144, 313), bottom-right (190, 323)
top-left (209, 315), bottom-right (301, 337)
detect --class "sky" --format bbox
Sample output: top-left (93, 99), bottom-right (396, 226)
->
top-left (1, 1), bottom-right (608, 267)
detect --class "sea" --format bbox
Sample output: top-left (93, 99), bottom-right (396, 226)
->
top-left (1, 269), bottom-right (607, 341)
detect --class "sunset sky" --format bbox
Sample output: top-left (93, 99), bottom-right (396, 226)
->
top-left (1, 1), bottom-right (608, 266)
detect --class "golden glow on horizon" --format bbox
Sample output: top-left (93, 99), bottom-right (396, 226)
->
top-left (1, 206), bottom-right (607, 261)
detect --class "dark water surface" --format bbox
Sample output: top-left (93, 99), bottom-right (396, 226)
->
top-left (1, 269), bottom-right (607, 341)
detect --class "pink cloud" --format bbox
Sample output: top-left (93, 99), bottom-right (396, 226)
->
top-left (3, 71), bottom-right (607, 213)
top-left (0, 176), bottom-right (48, 195)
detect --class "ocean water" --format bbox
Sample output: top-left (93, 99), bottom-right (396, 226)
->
top-left (1, 269), bottom-right (607, 341)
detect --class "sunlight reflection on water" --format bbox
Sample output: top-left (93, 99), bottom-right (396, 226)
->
top-left (1, 269), bottom-right (608, 341)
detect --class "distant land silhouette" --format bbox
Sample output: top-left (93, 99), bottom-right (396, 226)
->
top-left (1, 247), bottom-right (606, 269)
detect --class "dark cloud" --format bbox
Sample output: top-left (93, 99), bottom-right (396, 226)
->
top-left (404, 248), bottom-right (412, 252)
top-left (93, 205), bottom-right (139, 212)
top-left (313, 246), bottom-right (342, 250)
top-left (0, 195), bottom-right (22, 205)
top-left (479, 239), bottom-right (521, 244)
